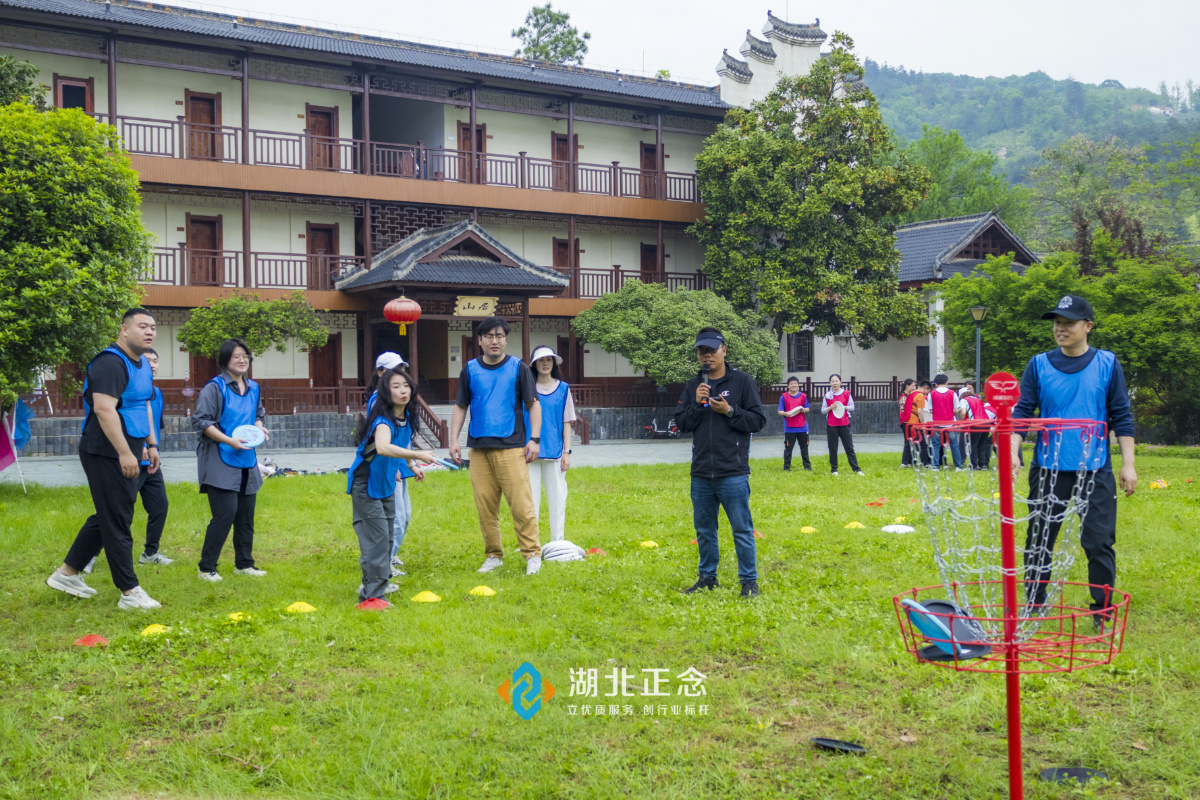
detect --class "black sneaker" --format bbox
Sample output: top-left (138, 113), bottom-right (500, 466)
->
top-left (1092, 610), bottom-right (1113, 634)
top-left (740, 580), bottom-right (760, 599)
top-left (684, 576), bottom-right (719, 593)
top-left (783, 466), bottom-right (791, 472)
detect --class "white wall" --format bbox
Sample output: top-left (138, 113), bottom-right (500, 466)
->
top-left (0, 48), bottom-right (109, 113)
top-left (248, 79), bottom-right (352, 137)
top-left (116, 63), bottom-right (242, 127)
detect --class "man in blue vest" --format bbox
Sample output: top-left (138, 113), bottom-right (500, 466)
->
top-left (1013, 295), bottom-right (1136, 631)
top-left (45, 309), bottom-right (163, 610)
top-left (448, 317), bottom-right (543, 575)
top-left (137, 349), bottom-right (172, 565)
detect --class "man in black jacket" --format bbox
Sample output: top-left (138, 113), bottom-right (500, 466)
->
top-left (674, 328), bottom-right (767, 598)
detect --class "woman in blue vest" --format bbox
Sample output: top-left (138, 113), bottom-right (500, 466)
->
top-left (347, 368), bottom-right (436, 604)
top-left (192, 338), bottom-right (269, 582)
top-left (524, 346), bottom-right (576, 542)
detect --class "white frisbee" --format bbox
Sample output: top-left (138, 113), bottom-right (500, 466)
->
top-left (882, 524), bottom-right (915, 534)
top-left (231, 424), bottom-right (265, 448)
top-left (832, 401), bottom-right (846, 420)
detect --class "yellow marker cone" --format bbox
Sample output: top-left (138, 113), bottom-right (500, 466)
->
top-left (227, 612), bottom-right (248, 622)
top-left (993, 492), bottom-right (1001, 499)
top-left (286, 601), bottom-right (316, 613)
top-left (844, 521), bottom-right (866, 529)
top-left (893, 516), bottom-right (907, 523)
top-left (411, 591), bottom-right (441, 603)
top-left (640, 541), bottom-right (658, 548)
top-left (469, 586), bottom-right (496, 597)
top-left (1150, 479), bottom-right (1169, 489)
top-left (140, 624), bottom-right (170, 637)
top-left (800, 526), bottom-right (818, 534)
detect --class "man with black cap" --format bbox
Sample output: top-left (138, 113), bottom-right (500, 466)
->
top-left (674, 327), bottom-right (766, 598)
top-left (1012, 295), bottom-right (1136, 631)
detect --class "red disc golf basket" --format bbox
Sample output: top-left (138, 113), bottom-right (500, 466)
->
top-left (893, 372), bottom-right (1130, 799)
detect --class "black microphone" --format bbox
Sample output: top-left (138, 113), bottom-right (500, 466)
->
top-left (701, 364), bottom-right (711, 407)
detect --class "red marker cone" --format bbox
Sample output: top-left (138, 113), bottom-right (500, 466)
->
top-left (74, 634), bottom-right (108, 647)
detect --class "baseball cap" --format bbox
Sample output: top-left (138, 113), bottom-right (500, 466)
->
top-left (1042, 295), bottom-right (1094, 321)
top-left (529, 345), bottom-right (562, 365)
top-left (374, 351), bottom-right (407, 370)
top-left (694, 329), bottom-right (725, 350)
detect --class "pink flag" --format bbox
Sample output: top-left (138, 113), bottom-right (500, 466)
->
top-left (0, 413), bottom-right (16, 474)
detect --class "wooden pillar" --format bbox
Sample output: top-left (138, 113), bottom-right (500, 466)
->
top-left (568, 214), bottom-right (577, 298)
top-left (107, 33), bottom-right (117, 121)
top-left (568, 328), bottom-right (578, 384)
top-left (657, 221), bottom-right (665, 283)
top-left (362, 70), bottom-right (372, 175)
top-left (655, 111), bottom-right (663, 200)
top-left (409, 317), bottom-right (419, 385)
top-left (472, 207), bottom-right (479, 224)
top-left (567, 97), bottom-right (575, 193)
top-left (468, 84), bottom-right (477, 184)
top-left (363, 200), bottom-right (373, 270)
top-left (240, 54), bottom-right (250, 164)
top-left (241, 190), bottom-right (252, 288)
top-left (521, 297), bottom-right (531, 360)
top-left (362, 311), bottom-right (374, 387)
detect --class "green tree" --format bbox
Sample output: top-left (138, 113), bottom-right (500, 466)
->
top-left (512, 3), bottom-right (590, 65)
top-left (691, 32), bottom-right (933, 348)
top-left (0, 103), bottom-right (150, 405)
top-left (176, 291), bottom-right (329, 361)
top-left (893, 126), bottom-right (1033, 236)
top-left (937, 251), bottom-right (1200, 443)
top-left (571, 281), bottom-right (782, 386)
top-left (0, 55), bottom-right (48, 109)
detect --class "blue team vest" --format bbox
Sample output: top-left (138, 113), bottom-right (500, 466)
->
top-left (210, 376), bottom-right (261, 469)
top-left (524, 381), bottom-right (569, 460)
top-left (81, 347), bottom-right (154, 439)
top-left (140, 387), bottom-right (165, 467)
top-left (346, 415), bottom-right (412, 499)
top-left (1032, 349), bottom-right (1115, 471)
top-left (467, 357), bottom-right (521, 439)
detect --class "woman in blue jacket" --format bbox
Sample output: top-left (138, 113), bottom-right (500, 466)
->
top-left (347, 368), bottom-right (435, 605)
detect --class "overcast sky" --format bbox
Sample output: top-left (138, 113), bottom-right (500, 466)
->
top-left (177, 0), bottom-right (1197, 92)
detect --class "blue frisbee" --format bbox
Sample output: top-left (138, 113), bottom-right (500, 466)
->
top-left (901, 598), bottom-right (959, 656)
top-left (435, 457), bottom-right (462, 471)
top-left (231, 424), bottom-right (265, 448)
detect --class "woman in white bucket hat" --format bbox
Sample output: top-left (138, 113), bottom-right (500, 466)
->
top-left (522, 345), bottom-right (576, 541)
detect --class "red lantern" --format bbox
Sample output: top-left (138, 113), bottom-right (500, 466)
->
top-left (384, 296), bottom-right (422, 335)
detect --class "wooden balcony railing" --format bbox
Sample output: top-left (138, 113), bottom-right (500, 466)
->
top-left (252, 252), bottom-right (364, 290)
top-left (115, 115), bottom-right (699, 202)
top-left (551, 267), bottom-right (709, 299)
top-left (147, 247), bottom-right (362, 289)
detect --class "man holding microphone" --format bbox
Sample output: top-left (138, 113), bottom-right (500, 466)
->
top-left (675, 328), bottom-right (766, 598)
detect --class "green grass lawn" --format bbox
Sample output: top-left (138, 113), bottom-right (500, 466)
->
top-left (2, 453), bottom-right (1199, 800)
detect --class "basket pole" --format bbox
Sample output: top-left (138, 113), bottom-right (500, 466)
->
top-left (995, 402), bottom-right (1024, 800)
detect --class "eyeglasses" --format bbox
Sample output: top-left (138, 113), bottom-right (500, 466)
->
top-left (481, 334), bottom-right (507, 341)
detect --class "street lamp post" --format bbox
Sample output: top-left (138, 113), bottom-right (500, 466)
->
top-left (970, 305), bottom-right (988, 384)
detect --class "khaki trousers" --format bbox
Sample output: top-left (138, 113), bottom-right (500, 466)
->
top-left (469, 447), bottom-right (541, 559)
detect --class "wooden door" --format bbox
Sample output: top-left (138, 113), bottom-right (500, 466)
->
top-left (462, 335), bottom-right (481, 363)
top-left (186, 215), bottom-right (222, 286)
top-left (306, 105), bottom-right (338, 170)
top-left (553, 237), bottom-right (579, 287)
top-left (640, 243), bottom-right (659, 284)
top-left (189, 353), bottom-right (220, 386)
top-left (639, 143), bottom-right (658, 198)
top-left (54, 75), bottom-right (94, 113)
top-left (916, 346), bottom-right (931, 383)
top-left (309, 332), bottom-right (342, 387)
top-left (306, 223), bottom-right (338, 290)
top-left (551, 133), bottom-right (578, 191)
top-left (457, 122), bottom-right (487, 183)
top-left (185, 91), bottom-right (221, 160)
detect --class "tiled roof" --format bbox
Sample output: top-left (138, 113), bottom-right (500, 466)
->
top-left (717, 51), bottom-right (753, 82)
top-left (764, 13), bottom-right (827, 43)
top-left (337, 220), bottom-right (569, 291)
top-left (0, 0), bottom-right (727, 109)
top-left (895, 212), bottom-right (1038, 283)
top-left (741, 31), bottom-right (776, 62)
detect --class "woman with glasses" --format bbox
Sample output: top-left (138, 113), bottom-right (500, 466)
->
top-left (192, 338), bottom-right (269, 582)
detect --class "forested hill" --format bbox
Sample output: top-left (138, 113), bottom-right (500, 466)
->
top-left (864, 59), bottom-right (1200, 183)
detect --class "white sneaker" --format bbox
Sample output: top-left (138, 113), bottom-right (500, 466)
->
top-left (390, 566), bottom-right (406, 577)
top-left (856, 471), bottom-right (866, 476)
top-left (139, 552), bottom-right (174, 565)
top-left (198, 570), bottom-right (222, 583)
top-left (385, 582), bottom-right (399, 594)
top-left (390, 556), bottom-right (404, 567)
top-left (477, 556), bottom-right (503, 573)
top-left (525, 556), bottom-right (543, 576)
top-left (46, 568), bottom-right (97, 598)
top-left (82, 556), bottom-right (97, 575)
top-left (234, 567), bottom-right (267, 577)
top-left (117, 586), bottom-right (161, 610)
top-left (831, 471), bottom-right (839, 477)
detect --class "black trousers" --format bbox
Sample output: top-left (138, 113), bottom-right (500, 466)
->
top-left (1023, 468), bottom-right (1117, 611)
top-left (199, 473), bottom-right (257, 572)
top-left (826, 426), bottom-right (860, 473)
top-left (969, 432), bottom-right (992, 470)
top-left (64, 451), bottom-right (142, 591)
top-left (137, 467), bottom-right (169, 555)
top-left (783, 432), bottom-right (810, 469)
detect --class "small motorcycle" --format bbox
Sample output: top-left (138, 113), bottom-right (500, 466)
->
top-left (642, 407), bottom-right (681, 439)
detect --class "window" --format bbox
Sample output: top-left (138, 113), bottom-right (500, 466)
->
top-left (54, 75), bottom-right (94, 113)
top-left (916, 346), bottom-right (931, 383)
top-left (786, 331), bottom-right (814, 372)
